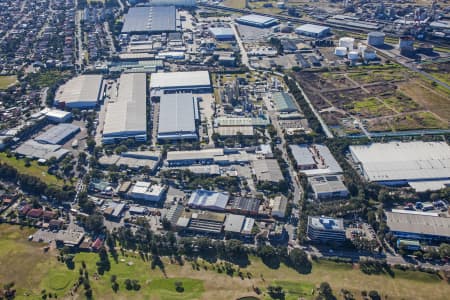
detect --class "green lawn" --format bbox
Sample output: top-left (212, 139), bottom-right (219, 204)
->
top-left (0, 152), bottom-right (68, 187)
top-left (1, 225), bottom-right (449, 300)
top-left (0, 75), bottom-right (18, 90)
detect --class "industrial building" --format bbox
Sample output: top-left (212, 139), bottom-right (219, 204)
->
top-left (99, 151), bottom-right (162, 172)
top-left (290, 144), bottom-right (343, 176)
top-left (129, 182), bottom-right (166, 202)
top-left (251, 159), bottom-right (284, 183)
top-left (176, 210), bottom-right (225, 235)
top-left (148, 0), bottom-right (195, 7)
top-left (102, 73), bottom-right (147, 144)
top-left (270, 195), bottom-right (288, 218)
top-left (349, 142), bottom-right (450, 190)
top-left (121, 6), bottom-right (176, 34)
top-left (385, 210), bottom-right (450, 243)
top-left (157, 93), bottom-right (199, 141)
top-left (54, 75), bottom-right (103, 109)
top-left (236, 14), bottom-right (278, 28)
top-left (35, 124), bottom-right (80, 145)
top-left (230, 197), bottom-right (261, 216)
top-left (150, 71), bottom-right (211, 97)
top-left (165, 148), bottom-right (250, 167)
top-left (15, 140), bottom-right (69, 161)
top-left (309, 175), bottom-right (349, 200)
top-left (224, 214), bottom-right (255, 236)
top-left (45, 109), bottom-right (72, 123)
top-left (209, 27), bottom-right (235, 41)
top-left (188, 189), bottom-right (230, 211)
top-left (272, 92), bottom-right (298, 113)
top-left (307, 216), bottom-right (346, 243)
top-left (295, 24), bottom-right (330, 38)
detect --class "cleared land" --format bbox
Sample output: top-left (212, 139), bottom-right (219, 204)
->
top-left (0, 75), bottom-right (18, 90)
top-left (298, 64), bottom-right (449, 135)
top-left (223, 0), bottom-right (247, 9)
top-left (1, 225), bottom-right (449, 300)
top-left (0, 152), bottom-right (67, 187)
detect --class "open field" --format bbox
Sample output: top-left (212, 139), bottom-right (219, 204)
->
top-left (1, 224), bottom-right (449, 300)
top-left (0, 75), bottom-right (18, 90)
top-left (223, 0), bottom-right (247, 9)
top-left (298, 64), bottom-right (449, 135)
top-left (0, 152), bottom-right (67, 187)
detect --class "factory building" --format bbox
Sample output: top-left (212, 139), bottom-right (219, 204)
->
top-left (102, 73), bottom-right (147, 144)
top-left (35, 124), bottom-right (80, 145)
top-left (54, 75), bottom-right (103, 109)
top-left (157, 93), bottom-right (199, 141)
top-left (289, 144), bottom-right (343, 176)
top-left (188, 189), bottom-right (230, 211)
top-left (236, 14), bottom-right (278, 28)
top-left (209, 27), bottom-right (235, 41)
top-left (385, 210), bottom-right (450, 244)
top-left (230, 197), bottom-right (261, 216)
top-left (367, 31), bottom-right (385, 46)
top-left (15, 140), bottom-right (69, 161)
top-left (270, 195), bottom-right (288, 218)
top-left (307, 216), bottom-right (346, 243)
top-left (251, 159), bottom-right (284, 183)
top-left (272, 92), bottom-right (297, 113)
top-left (224, 214), bottom-right (255, 236)
top-left (176, 210), bottom-right (225, 235)
top-left (150, 71), bottom-right (212, 98)
top-left (129, 182), bottom-right (167, 202)
top-left (309, 175), bottom-right (349, 200)
top-left (148, 0), bottom-right (196, 7)
top-left (45, 109), bottom-right (72, 123)
top-left (295, 24), bottom-right (330, 38)
top-left (122, 6), bottom-right (176, 34)
top-left (349, 141), bottom-right (450, 191)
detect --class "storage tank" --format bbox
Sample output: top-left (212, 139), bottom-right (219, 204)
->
top-left (367, 32), bottom-right (385, 46)
top-left (362, 49), bottom-right (377, 60)
top-left (339, 37), bottom-right (355, 50)
top-left (399, 36), bottom-right (414, 55)
top-left (334, 47), bottom-right (347, 56)
top-left (347, 51), bottom-right (359, 60)
top-left (358, 43), bottom-right (367, 54)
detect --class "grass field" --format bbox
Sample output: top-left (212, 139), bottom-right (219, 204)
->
top-left (0, 152), bottom-right (67, 187)
top-left (1, 224), bottom-right (449, 300)
top-left (0, 75), bottom-right (18, 90)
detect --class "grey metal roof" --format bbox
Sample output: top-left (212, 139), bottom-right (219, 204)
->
top-left (236, 14), bottom-right (278, 26)
top-left (158, 93), bottom-right (197, 137)
top-left (296, 24), bottom-right (330, 34)
top-left (103, 73), bottom-right (147, 138)
top-left (251, 159), bottom-right (284, 182)
top-left (290, 145), bottom-right (315, 165)
top-left (386, 211), bottom-right (450, 237)
top-left (15, 140), bottom-right (69, 160)
top-left (209, 27), bottom-right (235, 38)
top-left (272, 92), bottom-right (297, 112)
top-left (35, 124), bottom-right (80, 145)
top-left (122, 6), bottom-right (176, 33)
top-left (224, 214), bottom-right (245, 233)
top-left (55, 75), bottom-right (103, 106)
top-left (309, 175), bottom-right (348, 194)
top-left (150, 71), bottom-right (211, 90)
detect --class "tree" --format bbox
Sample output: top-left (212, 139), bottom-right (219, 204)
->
top-left (368, 290), bottom-right (381, 300)
top-left (439, 243), bottom-right (450, 260)
top-left (288, 248), bottom-right (312, 274)
top-left (317, 282), bottom-right (335, 300)
top-left (174, 281), bottom-right (184, 293)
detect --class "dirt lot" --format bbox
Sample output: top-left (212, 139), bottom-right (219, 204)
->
top-left (296, 64), bottom-right (449, 135)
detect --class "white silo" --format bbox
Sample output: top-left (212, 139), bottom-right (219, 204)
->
top-left (339, 37), bottom-right (355, 50)
top-left (334, 47), bottom-right (347, 56)
top-left (347, 51), bottom-right (359, 60)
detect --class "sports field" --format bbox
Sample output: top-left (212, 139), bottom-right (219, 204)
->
top-left (0, 225), bottom-right (448, 300)
top-left (0, 75), bottom-right (18, 90)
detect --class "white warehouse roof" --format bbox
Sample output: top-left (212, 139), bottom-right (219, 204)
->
top-left (296, 24), bottom-right (330, 35)
top-left (188, 189), bottom-right (229, 211)
top-left (349, 141), bottom-right (450, 183)
top-left (150, 71), bottom-right (211, 90)
top-left (102, 73), bottom-right (147, 141)
top-left (55, 75), bottom-right (103, 107)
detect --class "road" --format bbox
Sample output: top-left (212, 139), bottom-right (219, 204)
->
top-left (104, 21), bottom-right (116, 56)
top-left (75, 4), bottom-right (84, 71)
top-left (232, 23), bottom-right (252, 70)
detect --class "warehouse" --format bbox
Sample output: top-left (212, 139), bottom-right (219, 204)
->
top-left (295, 24), bottom-right (330, 38)
top-left (129, 182), bottom-right (166, 202)
top-left (54, 75), bottom-right (103, 109)
top-left (176, 210), bottom-right (225, 235)
top-left (209, 27), bottom-right (235, 41)
top-left (385, 210), bottom-right (450, 243)
top-left (157, 93), bottom-right (199, 141)
top-left (122, 6), bottom-right (176, 34)
top-left (272, 92), bottom-right (297, 113)
top-left (45, 109), bottom-right (72, 123)
top-left (349, 141), bottom-right (450, 189)
top-left (188, 189), bottom-right (229, 211)
top-left (290, 144), bottom-right (342, 176)
top-left (224, 214), bottom-right (256, 236)
top-left (251, 159), bottom-right (284, 183)
top-left (35, 124), bottom-right (80, 145)
top-left (309, 175), bottom-right (349, 200)
top-left (236, 14), bottom-right (278, 28)
top-left (230, 197), bottom-right (261, 216)
top-left (102, 73), bottom-right (147, 144)
top-left (270, 195), bottom-right (287, 218)
top-left (166, 148), bottom-right (224, 166)
top-left (307, 216), bottom-right (346, 243)
top-left (150, 71), bottom-right (211, 97)
top-left (15, 140), bottom-right (69, 161)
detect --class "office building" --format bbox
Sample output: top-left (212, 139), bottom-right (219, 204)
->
top-left (307, 216), bottom-right (346, 243)
top-left (309, 175), bottom-right (349, 200)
